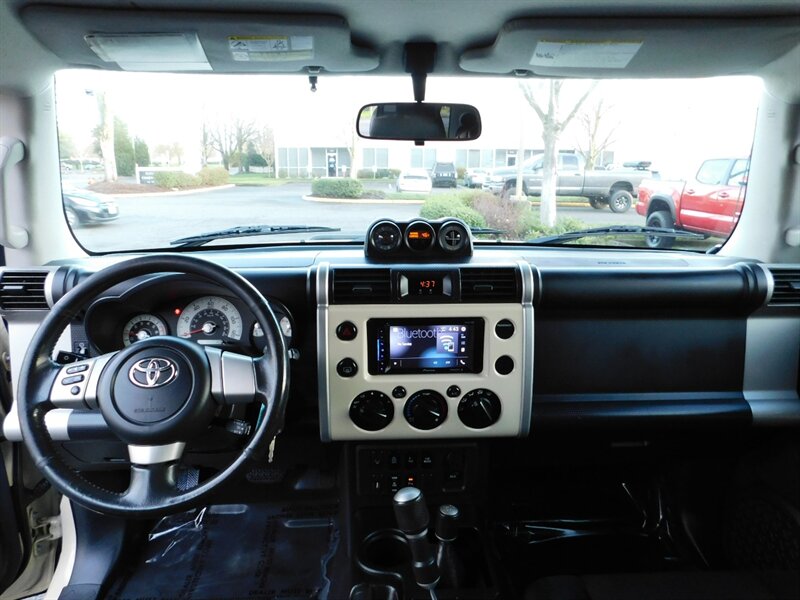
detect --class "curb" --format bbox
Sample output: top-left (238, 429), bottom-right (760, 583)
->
top-left (530, 201), bottom-right (589, 207)
top-left (302, 195), bottom-right (425, 205)
top-left (94, 184), bottom-right (235, 199)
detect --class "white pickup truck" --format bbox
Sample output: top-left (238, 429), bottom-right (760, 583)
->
top-left (482, 152), bottom-right (656, 213)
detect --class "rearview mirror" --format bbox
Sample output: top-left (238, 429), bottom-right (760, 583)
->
top-left (357, 103), bottom-right (481, 141)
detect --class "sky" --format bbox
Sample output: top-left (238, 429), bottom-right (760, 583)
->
top-left (54, 69), bottom-right (762, 178)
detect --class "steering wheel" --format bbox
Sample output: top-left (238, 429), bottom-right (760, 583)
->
top-left (16, 255), bottom-right (289, 517)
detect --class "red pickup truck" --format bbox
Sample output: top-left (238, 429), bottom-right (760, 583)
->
top-left (636, 158), bottom-right (749, 248)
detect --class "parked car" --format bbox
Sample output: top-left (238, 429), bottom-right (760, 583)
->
top-left (395, 168), bottom-right (433, 193)
top-left (636, 157), bottom-right (749, 248)
top-left (464, 168), bottom-right (489, 188)
top-left (483, 152), bottom-right (655, 212)
top-left (62, 189), bottom-right (119, 227)
top-left (430, 161), bottom-right (457, 187)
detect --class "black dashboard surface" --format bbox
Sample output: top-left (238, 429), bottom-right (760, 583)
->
top-left (49, 244), bottom-right (782, 434)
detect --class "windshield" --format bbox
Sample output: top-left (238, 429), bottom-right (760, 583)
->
top-left (55, 71), bottom-right (760, 252)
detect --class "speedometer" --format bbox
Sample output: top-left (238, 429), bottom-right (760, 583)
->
top-left (122, 314), bottom-right (168, 347)
top-left (176, 296), bottom-right (243, 344)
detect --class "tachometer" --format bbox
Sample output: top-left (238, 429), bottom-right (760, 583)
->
top-left (176, 296), bottom-right (243, 344)
top-left (122, 314), bottom-right (168, 347)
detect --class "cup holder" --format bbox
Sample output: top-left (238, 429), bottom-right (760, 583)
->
top-left (349, 583), bottom-right (400, 600)
top-left (356, 528), bottom-right (411, 577)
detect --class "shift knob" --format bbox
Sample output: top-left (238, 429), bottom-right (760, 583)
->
top-left (393, 487), bottom-right (439, 589)
top-left (393, 487), bottom-right (429, 533)
top-left (436, 504), bottom-right (460, 542)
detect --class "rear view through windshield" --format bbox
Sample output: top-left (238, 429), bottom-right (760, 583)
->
top-left (55, 71), bottom-right (760, 252)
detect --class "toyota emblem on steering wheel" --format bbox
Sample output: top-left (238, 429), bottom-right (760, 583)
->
top-left (128, 357), bottom-right (179, 389)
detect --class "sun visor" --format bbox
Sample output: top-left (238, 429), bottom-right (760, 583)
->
top-left (460, 18), bottom-right (800, 77)
top-left (20, 5), bottom-right (379, 73)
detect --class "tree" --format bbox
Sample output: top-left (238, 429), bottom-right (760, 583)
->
top-left (169, 142), bottom-right (184, 166)
top-left (134, 137), bottom-right (151, 167)
top-left (576, 97), bottom-right (619, 170)
top-left (241, 141), bottom-right (267, 173)
top-left (201, 121), bottom-right (213, 166)
top-left (253, 125), bottom-right (275, 173)
top-left (209, 118), bottom-right (257, 171)
top-left (520, 79), bottom-right (598, 226)
top-left (58, 132), bottom-right (77, 160)
top-left (92, 90), bottom-right (117, 181)
top-left (113, 118), bottom-right (135, 177)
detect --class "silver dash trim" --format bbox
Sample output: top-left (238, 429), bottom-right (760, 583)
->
top-left (316, 263), bottom-right (332, 442)
top-left (518, 260), bottom-right (534, 437)
top-left (44, 268), bottom-right (57, 309)
top-left (758, 263), bottom-right (775, 305)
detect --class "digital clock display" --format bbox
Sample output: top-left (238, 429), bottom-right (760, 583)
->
top-left (399, 271), bottom-right (453, 299)
top-left (410, 275), bottom-right (443, 295)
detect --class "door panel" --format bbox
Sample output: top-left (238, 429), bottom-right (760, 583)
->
top-left (680, 159), bottom-right (732, 233)
top-left (557, 155), bottom-right (583, 195)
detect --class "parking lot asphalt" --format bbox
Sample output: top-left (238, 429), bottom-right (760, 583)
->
top-left (70, 182), bottom-right (641, 252)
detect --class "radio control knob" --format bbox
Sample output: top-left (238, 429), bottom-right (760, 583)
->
top-left (404, 390), bottom-right (448, 430)
top-left (350, 391), bottom-right (394, 431)
top-left (458, 389), bottom-right (501, 429)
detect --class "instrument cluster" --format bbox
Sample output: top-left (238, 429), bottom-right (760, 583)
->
top-left (84, 282), bottom-right (293, 355)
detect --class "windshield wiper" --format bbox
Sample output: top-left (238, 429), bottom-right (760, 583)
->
top-left (469, 226), bottom-right (507, 236)
top-left (526, 225), bottom-right (707, 246)
top-left (170, 225), bottom-right (341, 248)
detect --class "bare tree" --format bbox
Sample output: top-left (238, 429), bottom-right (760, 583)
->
top-left (577, 97), bottom-right (618, 170)
top-left (200, 121), bottom-right (213, 166)
top-left (169, 142), bottom-right (184, 166)
top-left (92, 90), bottom-right (117, 181)
top-left (254, 125), bottom-right (275, 172)
top-left (209, 118), bottom-right (257, 171)
top-left (154, 143), bottom-right (184, 166)
top-left (520, 79), bottom-right (598, 227)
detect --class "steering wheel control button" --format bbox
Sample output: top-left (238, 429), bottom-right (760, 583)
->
top-left (446, 385), bottom-right (461, 398)
top-left (70, 386), bottom-right (81, 395)
top-left (349, 391), bottom-right (394, 431)
top-left (404, 389), bottom-right (448, 430)
top-left (458, 389), bottom-right (502, 429)
top-left (495, 319), bottom-right (515, 339)
top-left (336, 321), bottom-right (358, 341)
top-left (61, 374), bottom-right (85, 385)
top-left (336, 358), bottom-right (358, 378)
top-left (495, 355), bottom-right (514, 375)
top-left (392, 386), bottom-right (407, 399)
top-left (66, 364), bottom-right (89, 374)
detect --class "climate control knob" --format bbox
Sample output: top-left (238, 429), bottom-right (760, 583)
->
top-left (458, 389), bottom-right (501, 429)
top-left (404, 389), bottom-right (448, 430)
top-left (350, 391), bottom-right (394, 431)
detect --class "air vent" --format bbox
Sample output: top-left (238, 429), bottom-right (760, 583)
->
top-left (768, 267), bottom-right (800, 307)
top-left (0, 270), bottom-right (50, 311)
top-left (460, 267), bottom-right (520, 303)
top-left (331, 268), bottom-right (391, 304)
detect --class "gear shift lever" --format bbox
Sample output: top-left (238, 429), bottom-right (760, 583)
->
top-left (393, 487), bottom-right (440, 594)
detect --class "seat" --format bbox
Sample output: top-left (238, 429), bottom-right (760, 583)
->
top-left (525, 570), bottom-right (800, 600)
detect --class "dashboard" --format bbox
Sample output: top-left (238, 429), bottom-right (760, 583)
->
top-left (1, 219), bottom-right (799, 450)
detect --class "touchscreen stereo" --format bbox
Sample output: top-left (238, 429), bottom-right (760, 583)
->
top-left (367, 318), bottom-right (484, 375)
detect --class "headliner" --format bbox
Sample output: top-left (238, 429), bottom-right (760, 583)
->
top-left (1, 0), bottom-right (799, 95)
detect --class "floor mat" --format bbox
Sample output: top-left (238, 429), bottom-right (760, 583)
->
top-left (108, 503), bottom-right (340, 600)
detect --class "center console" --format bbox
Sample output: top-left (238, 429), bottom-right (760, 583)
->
top-left (316, 260), bottom-right (534, 441)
